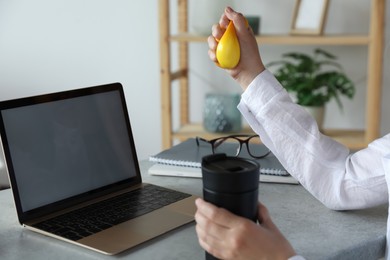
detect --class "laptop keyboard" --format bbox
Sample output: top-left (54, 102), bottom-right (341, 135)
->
top-left (33, 184), bottom-right (191, 241)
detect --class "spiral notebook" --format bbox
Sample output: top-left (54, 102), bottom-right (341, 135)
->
top-left (149, 138), bottom-right (298, 184)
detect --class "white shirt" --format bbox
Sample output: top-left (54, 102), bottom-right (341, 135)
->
top-left (237, 70), bottom-right (390, 259)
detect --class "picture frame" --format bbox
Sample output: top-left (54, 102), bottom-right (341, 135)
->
top-left (290, 0), bottom-right (330, 35)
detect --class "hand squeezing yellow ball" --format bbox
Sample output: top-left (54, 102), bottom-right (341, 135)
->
top-left (216, 21), bottom-right (240, 69)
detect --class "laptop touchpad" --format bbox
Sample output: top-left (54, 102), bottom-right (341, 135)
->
top-left (79, 207), bottom-right (193, 255)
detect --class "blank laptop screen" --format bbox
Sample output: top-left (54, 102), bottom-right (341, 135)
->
top-left (1, 90), bottom-right (137, 212)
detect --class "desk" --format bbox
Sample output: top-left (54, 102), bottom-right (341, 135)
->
top-left (0, 160), bottom-right (387, 260)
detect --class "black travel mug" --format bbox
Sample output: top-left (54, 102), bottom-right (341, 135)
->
top-left (201, 153), bottom-right (260, 260)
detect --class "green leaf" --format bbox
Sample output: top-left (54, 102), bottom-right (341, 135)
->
top-left (268, 48), bottom-right (356, 109)
top-left (314, 48), bottom-right (337, 59)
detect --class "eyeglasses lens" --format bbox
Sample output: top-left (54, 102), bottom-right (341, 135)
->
top-left (247, 136), bottom-right (268, 157)
top-left (213, 137), bottom-right (241, 157)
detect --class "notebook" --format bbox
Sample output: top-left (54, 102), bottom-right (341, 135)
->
top-left (149, 138), bottom-right (299, 184)
top-left (0, 83), bottom-right (197, 255)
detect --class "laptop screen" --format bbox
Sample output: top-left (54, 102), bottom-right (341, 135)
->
top-left (0, 84), bottom-right (140, 216)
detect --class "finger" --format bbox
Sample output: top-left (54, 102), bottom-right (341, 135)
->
top-left (208, 49), bottom-right (217, 62)
top-left (207, 35), bottom-right (218, 63)
top-left (224, 6), bottom-right (250, 34)
top-left (195, 198), bottom-right (243, 228)
top-left (257, 202), bottom-right (280, 232)
top-left (207, 50), bottom-right (221, 67)
top-left (225, 7), bottom-right (248, 30)
top-left (209, 25), bottom-right (222, 66)
top-left (196, 198), bottom-right (231, 228)
top-left (195, 208), bottom-right (229, 239)
top-left (195, 221), bottom-right (226, 248)
top-left (211, 24), bottom-right (224, 41)
top-left (208, 35), bottom-right (218, 52)
top-left (257, 202), bottom-right (270, 224)
top-left (196, 226), bottom-right (227, 260)
top-left (218, 11), bottom-right (230, 29)
top-left (195, 215), bottom-right (227, 259)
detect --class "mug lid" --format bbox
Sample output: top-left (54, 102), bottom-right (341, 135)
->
top-left (201, 154), bottom-right (260, 193)
top-left (202, 153), bottom-right (259, 173)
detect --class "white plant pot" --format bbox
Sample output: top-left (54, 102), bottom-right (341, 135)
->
top-left (303, 106), bottom-right (325, 131)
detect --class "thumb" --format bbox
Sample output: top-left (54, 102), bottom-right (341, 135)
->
top-left (257, 202), bottom-right (279, 231)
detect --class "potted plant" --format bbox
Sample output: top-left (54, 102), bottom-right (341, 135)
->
top-left (267, 48), bottom-right (355, 130)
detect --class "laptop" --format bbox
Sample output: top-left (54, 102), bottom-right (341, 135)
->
top-left (0, 83), bottom-right (197, 255)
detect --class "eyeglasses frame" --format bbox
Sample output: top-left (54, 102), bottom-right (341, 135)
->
top-left (195, 134), bottom-right (271, 159)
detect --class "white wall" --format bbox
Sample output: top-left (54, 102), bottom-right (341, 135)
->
top-left (0, 0), bottom-right (389, 161)
top-left (0, 0), bottom-right (161, 160)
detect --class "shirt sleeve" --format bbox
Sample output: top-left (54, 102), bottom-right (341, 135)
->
top-left (238, 70), bottom-right (389, 210)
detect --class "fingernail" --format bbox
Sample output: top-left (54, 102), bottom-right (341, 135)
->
top-left (226, 6), bottom-right (233, 13)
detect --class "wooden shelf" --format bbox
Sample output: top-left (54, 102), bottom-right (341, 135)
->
top-left (159, 0), bottom-right (385, 150)
top-left (170, 33), bottom-right (370, 45)
top-left (173, 123), bottom-right (366, 150)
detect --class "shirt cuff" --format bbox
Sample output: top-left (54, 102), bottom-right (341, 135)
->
top-left (242, 69), bottom-right (284, 110)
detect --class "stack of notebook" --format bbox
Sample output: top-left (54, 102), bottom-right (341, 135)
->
top-left (149, 138), bottom-right (299, 184)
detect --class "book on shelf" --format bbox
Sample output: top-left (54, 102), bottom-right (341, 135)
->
top-left (149, 138), bottom-right (299, 184)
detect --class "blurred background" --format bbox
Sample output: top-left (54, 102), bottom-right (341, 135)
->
top-left (0, 0), bottom-right (389, 163)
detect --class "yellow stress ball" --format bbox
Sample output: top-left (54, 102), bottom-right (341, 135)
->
top-left (216, 21), bottom-right (240, 69)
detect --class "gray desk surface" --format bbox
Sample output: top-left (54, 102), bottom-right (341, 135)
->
top-left (0, 160), bottom-right (387, 260)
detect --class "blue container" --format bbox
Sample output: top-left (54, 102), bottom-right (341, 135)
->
top-left (203, 93), bottom-right (242, 133)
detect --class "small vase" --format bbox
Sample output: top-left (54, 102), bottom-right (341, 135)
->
top-left (245, 16), bottom-right (261, 35)
top-left (203, 93), bottom-right (242, 133)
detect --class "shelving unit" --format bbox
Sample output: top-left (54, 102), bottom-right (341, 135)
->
top-left (159, 0), bottom-right (385, 150)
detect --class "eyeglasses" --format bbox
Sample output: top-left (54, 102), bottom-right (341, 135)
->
top-left (196, 134), bottom-right (271, 159)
